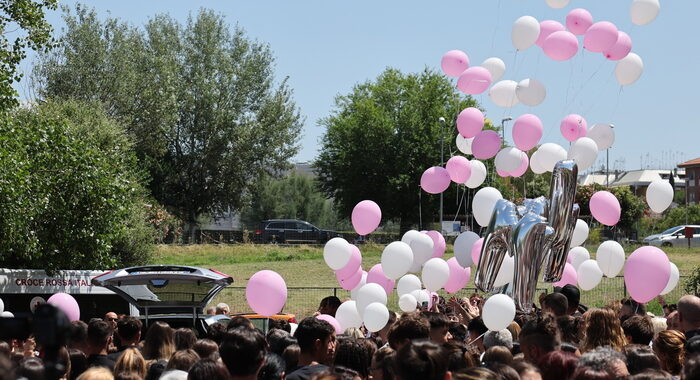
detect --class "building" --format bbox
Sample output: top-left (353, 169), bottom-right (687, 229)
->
top-left (577, 169), bottom-right (685, 197)
top-left (679, 157), bottom-right (700, 205)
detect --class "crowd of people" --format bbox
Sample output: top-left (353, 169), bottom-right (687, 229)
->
top-left (1, 286), bottom-right (700, 380)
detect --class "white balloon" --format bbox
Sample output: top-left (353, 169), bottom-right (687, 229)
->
top-left (0, 311), bottom-right (13, 318)
top-left (323, 237), bottom-right (352, 270)
top-left (399, 294), bottom-right (418, 312)
top-left (577, 259), bottom-right (603, 290)
top-left (481, 57), bottom-right (506, 82)
top-left (496, 147), bottom-right (524, 173)
top-left (363, 302), bottom-right (390, 332)
top-left (587, 124), bottom-right (615, 151)
top-left (401, 230), bottom-right (423, 245)
top-left (568, 246), bottom-right (590, 270)
top-left (511, 16), bottom-right (541, 51)
top-left (530, 151), bottom-right (547, 174)
top-left (473, 187), bottom-right (504, 227)
top-left (456, 134), bottom-right (474, 155)
top-left (615, 53), bottom-right (644, 86)
top-left (350, 271), bottom-right (368, 299)
top-left (630, 0), bottom-right (660, 26)
top-left (546, 0), bottom-right (570, 8)
top-left (336, 300), bottom-right (363, 330)
top-left (409, 232), bottom-right (435, 267)
top-left (482, 294), bottom-right (516, 331)
top-left (397, 274), bottom-right (422, 296)
top-left (489, 80), bottom-right (520, 108)
top-left (537, 143), bottom-right (567, 172)
top-left (356, 283), bottom-right (388, 316)
top-left (516, 78), bottom-right (547, 107)
top-left (646, 180), bottom-right (674, 213)
top-left (0, 298), bottom-right (3, 314)
top-left (422, 258), bottom-right (450, 291)
top-left (381, 241), bottom-right (414, 280)
top-left (571, 219), bottom-right (590, 247)
top-left (493, 254), bottom-right (515, 287)
top-left (661, 262), bottom-right (680, 295)
top-left (454, 231), bottom-right (480, 267)
top-left (596, 241), bottom-right (626, 278)
top-left (567, 137), bottom-right (599, 171)
top-left (465, 159), bottom-right (487, 188)
top-left (408, 261), bottom-right (423, 273)
top-left (411, 289), bottom-right (430, 307)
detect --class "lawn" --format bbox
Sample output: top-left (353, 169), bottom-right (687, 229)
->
top-left (153, 243), bottom-right (700, 318)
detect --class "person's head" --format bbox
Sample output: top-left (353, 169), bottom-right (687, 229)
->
top-left (116, 317), bottom-right (142, 345)
top-left (114, 348), bottom-right (147, 379)
top-left (537, 350), bottom-right (578, 380)
top-left (682, 355), bottom-right (700, 380)
top-left (686, 335), bottom-right (700, 357)
top-left (68, 348), bottom-right (88, 379)
top-left (378, 311), bottom-right (398, 342)
top-left (76, 367), bottom-right (114, 380)
top-left (220, 327), bottom-right (267, 378)
top-left (570, 366), bottom-right (615, 380)
top-left (579, 346), bottom-right (629, 378)
top-left (333, 337), bottom-right (370, 378)
top-left (423, 312), bottom-right (452, 344)
top-left (258, 353), bottom-right (286, 380)
top-left (484, 363), bottom-right (519, 380)
top-left (667, 311), bottom-right (680, 331)
top-left (282, 344), bottom-right (300, 373)
top-left (104, 312), bottom-right (119, 331)
top-left (87, 320), bottom-right (113, 353)
top-left (393, 339), bottom-right (449, 380)
top-left (166, 349), bottom-right (200, 372)
top-left (371, 346), bottom-right (395, 380)
top-left (387, 312), bottom-right (430, 350)
top-left (581, 308), bottom-right (627, 352)
top-left (452, 367), bottom-right (500, 380)
top-left (556, 315), bottom-right (581, 344)
top-left (510, 360), bottom-right (542, 380)
top-left (624, 344), bottom-right (661, 375)
top-left (554, 285), bottom-right (580, 315)
top-left (143, 321), bottom-right (175, 361)
top-left (466, 317), bottom-right (487, 352)
top-left (506, 321), bottom-right (521, 341)
top-left (653, 329), bottom-right (686, 375)
top-left (267, 328), bottom-right (297, 356)
top-left (187, 359), bottom-right (230, 380)
top-left (483, 329), bottom-right (512, 351)
top-left (174, 328), bottom-right (197, 351)
top-left (447, 322), bottom-right (467, 343)
top-left (678, 295), bottom-right (700, 333)
top-left (650, 317), bottom-right (667, 336)
top-left (294, 317), bottom-right (336, 364)
top-left (621, 298), bottom-right (647, 319)
top-left (627, 369), bottom-right (674, 380)
top-left (215, 302), bottom-right (230, 315)
top-left (482, 345), bottom-right (513, 365)
top-left (114, 373), bottom-right (143, 380)
top-left (622, 315), bottom-right (655, 345)
top-left (519, 312), bottom-right (560, 363)
top-left (227, 315), bottom-right (254, 331)
top-left (17, 357), bottom-right (44, 380)
top-left (206, 321), bottom-right (227, 344)
top-left (192, 339), bottom-right (219, 360)
top-left (269, 319), bottom-right (291, 333)
top-left (318, 296), bottom-right (342, 317)
top-left (69, 320), bottom-right (89, 351)
top-left (541, 293), bottom-right (568, 317)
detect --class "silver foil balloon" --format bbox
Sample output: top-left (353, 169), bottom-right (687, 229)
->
top-left (510, 212), bottom-right (555, 312)
top-left (542, 160), bottom-right (579, 282)
top-left (475, 199), bottom-right (518, 293)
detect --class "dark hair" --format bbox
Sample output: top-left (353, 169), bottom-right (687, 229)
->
top-left (570, 366), bottom-right (615, 380)
top-left (227, 315), bottom-right (253, 331)
top-left (542, 293), bottom-right (569, 317)
top-left (466, 317), bottom-right (487, 336)
top-left (538, 350), bottom-right (578, 380)
top-left (484, 362), bottom-right (519, 380)
top-left (269, 319), bottom-right (291, 333)
top-left (387, 313), bottom-right (430, 350)
top-left (510, 359), bottom-right (541, 377)
top-left (192, 339), bottom-right (219, 360)
top-left (267, 328), bottom-right (297, 356)
top-left (294, 317), bottom-right (335, 353)
top-left (69, 320), bottom-right (88, 349)
top-left (373, 347), bottom-right (396, 380)
top-left (686, 335), bottom-right (700, 356)
top-left (556, 315), bottom-right (582, 344)
top-left (482, 345), bottom-right (513, 365)
top-left (519, 312), bottom-right (560, 353)
top-left (452, 367), bottom-right (500, 380)
top-left (17, 358), bottom-right (44, 380)
top-left (393, 339), bottom-right (448, 380)
top-left (622, 316), bottom-right (655, 345)
top-left (621, 297), bottom-right (647, 316)
top-left (220, 327), bottom-right (267, 377)
top-left (282, 344), bottom-right (300, 373)
top-left (116, 317), bottom-right (142, 342)
top-left (187, 358), bottom-right (230, 380)
top-left (174, 328), bottom-right (197, 351)
top-left (448, 322), bottom-right (467, 343)
top-left (115, 373), bottom-right (143, 380)
top-left (442, 341), bottom-right (471, 372)
top-left (624, 345), bottom-right (661, 375)
top-left (258, 353), bottom-right (286, 380)
top-left (143, 321), bottom-right (175, 361)
top-left (68, 348), bottom-right (87, 380)
top-left (166, 349), bottom-right (200, 372)
top-left (682, 355), bottom-right (700, 380)
top-left (87, 320), bottom-right (112, 347)
top-left (423, 312), bottom-right (450, 329)
top-left (555, 284), bottom-right (580, 312)
top-left (333, 337), bottom-right (370, 378)
top-left (320, 296), bottom-right (342, 310)
top-left (627, 369), bottom-right (673, 380)
top-left (206, 321), bottom-right (227, 345)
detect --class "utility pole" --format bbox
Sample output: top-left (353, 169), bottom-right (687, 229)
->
top-left (439, 117), bottom-right (446, 233)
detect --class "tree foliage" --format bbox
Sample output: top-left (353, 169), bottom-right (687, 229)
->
top-left (0, 100), bottom-right (153, 272)
top-left (34, 6), bottom-right (303, 235)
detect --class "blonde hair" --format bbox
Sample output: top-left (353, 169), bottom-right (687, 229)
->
top-left (580, 308), bottom-right (626, 352)
top-left (143, 321), bottom-right (175, 361)
top-left (76, 367), bottom-right (114, 380)
top-left (114, 348), bottom-right (147, 379)
top-left (650, 317), bottom-right (667, 336)
top-left (653, 329), bottom-right (686, 375)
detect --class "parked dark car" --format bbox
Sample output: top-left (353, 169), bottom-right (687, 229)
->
top-left (254, 219), bottom-right (342, 244)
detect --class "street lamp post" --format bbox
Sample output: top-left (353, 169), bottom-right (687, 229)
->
top-left (606, 124), bottom-right (615, 188)
top-left (439, 117), bottom-right (446, 233)
top-left (500, 117), bottom-right (513, 143)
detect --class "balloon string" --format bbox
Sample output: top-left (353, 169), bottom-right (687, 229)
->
top-left (566, 59), bottom-right (606, 113)
top-left (454, 186), bottom-right (466, 224)
top-left (468, 332), bottom-right (487, 346)
top-left (609, 86), bottom-right (623, 121)
top-left (582, 67), bottom-right (616, 116)
top-left (490, 0), bottom-right (501, 54)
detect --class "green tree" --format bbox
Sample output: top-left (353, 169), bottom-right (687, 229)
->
top-left (0, 100), bottom-right (153, 272)
top-left (35, 6), bottom-right (303, 238)
top-left (315, 68), bottom-right (477, 232)
top-left (0, 0), bottom-right (57, 111)
top-left (654, 205), bottom-right (700, 232)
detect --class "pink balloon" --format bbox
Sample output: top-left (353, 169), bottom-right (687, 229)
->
top-left (543, 31), bottom-right (579, 61)
top-left (536, 20), bottom-right (565, 47)
top-left (508, 152), bottom-right (529, 178)
top-left (456, 107), bottom-right (485, 138)
top-left (420, 166), bottom-right (451, 194)
top-left (441, 50), bottom-right (470, 77)
top-left (47, 293), bottom-right (80, 322)
top-left (584, 21), bottom-right (619, 53)
top-left (445, 257), bottom-right (471, 293)
top-left (554, 263), bottom-right (578, 288)
top-left (425, 230), bottom-right (446, 258)
top-left (316, 314), bottom-right (343, 334)
top-left (560, 114), bottom-right (587, 142)
top-left (337, 266), bottom-right (363, 290)
top-left (246, 270), bottom-right (287, 316)
top-left (471, 238), bottom-right (484, 266)
top-left (457, 67), bottom-right (492, 95)
top-left (603, 31), bottom-right (632, 61)
top-left (446, 156), bottom-right (472, 183)
top-left (352, 200), bottom-right (382, 235)
top-left (367, 264), bottom-right (395, 295)
top-left (335, 244), bottom-right (362, 279)
top-left (566, 8), bottom-right (593, 36)
top-left (496, 168), bottom-right (510, 177)
top-left (512, 114), bottom-right (543, 151)
top-left (590, 191), bottom-right (621, 226)
top-left (624, 246), bottom-right (671, 303)
top-left (472, 130), bottom-right (501, 159)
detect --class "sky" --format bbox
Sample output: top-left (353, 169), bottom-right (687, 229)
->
top-left (16, 0), bottom-right (700, 172)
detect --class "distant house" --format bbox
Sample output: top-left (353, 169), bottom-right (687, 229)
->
top-left (679, 157), bottom-right (700, 205)
top-left (611, 169), bottom-right (685, 197)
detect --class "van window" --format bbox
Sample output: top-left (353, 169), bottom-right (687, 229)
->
top-left (266, 222), bottom-right (284, 229)
top-left (296, 222), bottom-right (312, 231)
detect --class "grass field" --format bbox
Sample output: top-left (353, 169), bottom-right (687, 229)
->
top-left (153, 243), bottom-right (700, 318)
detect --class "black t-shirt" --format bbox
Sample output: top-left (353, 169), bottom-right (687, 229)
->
top-left (286, 364), bottom-right (329, 380)
top-left (86, 354), bottom-right (115, 371)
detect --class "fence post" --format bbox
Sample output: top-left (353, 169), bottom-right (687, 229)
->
top-left (622, 276), bottom-right (627, 298)
top-left (333, 288), bottom-right (337, 298)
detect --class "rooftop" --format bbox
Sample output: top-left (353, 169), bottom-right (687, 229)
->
top-left (678, 157), bottom-right (700, 167)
